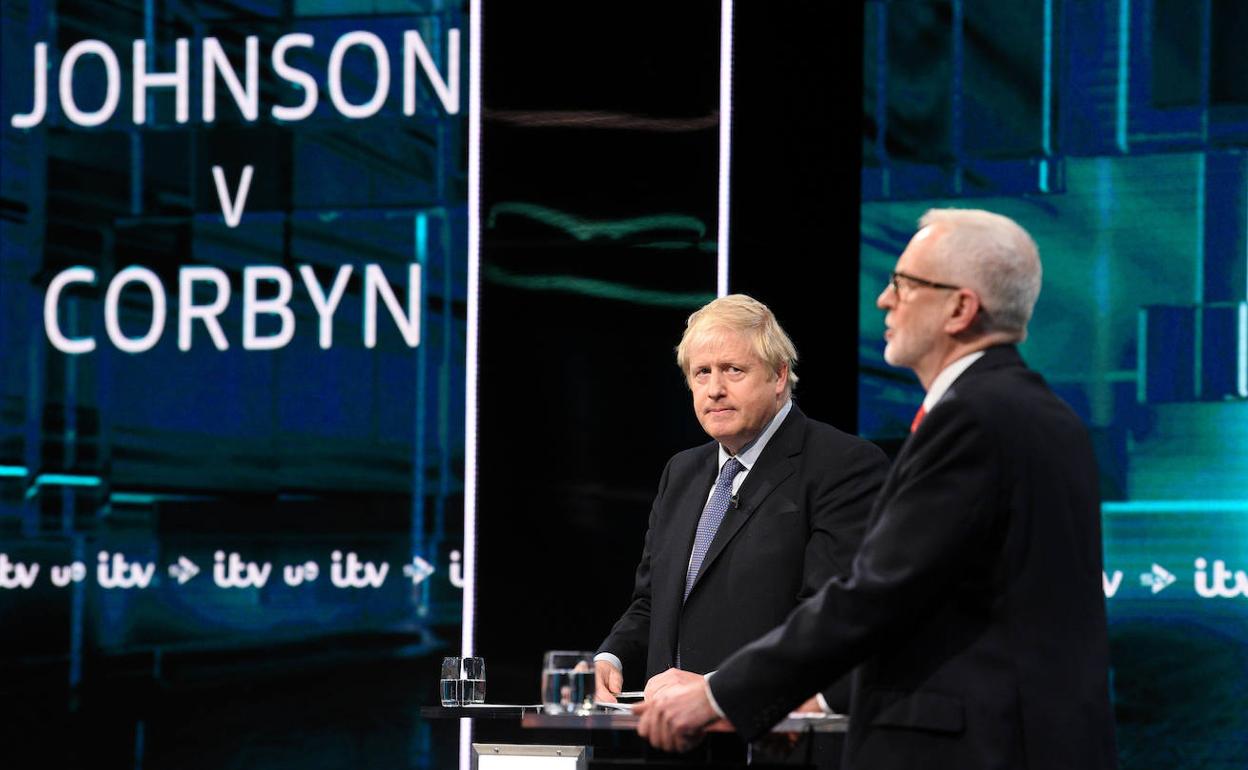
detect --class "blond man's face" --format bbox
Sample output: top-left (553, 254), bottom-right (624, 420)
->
top-left (684, 329), bottom-right (786, 455)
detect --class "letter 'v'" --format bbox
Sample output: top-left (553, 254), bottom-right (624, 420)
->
top-left (211, 165), bottom-right (254, 228)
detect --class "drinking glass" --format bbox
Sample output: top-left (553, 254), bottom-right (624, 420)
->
top-left (440, 656), bottom-right (461, 706)
top-left (541, 651), bottom-right (596, 715)
top-left (462, 656), bottom-right (486, 704)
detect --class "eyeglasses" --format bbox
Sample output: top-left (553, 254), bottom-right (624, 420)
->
top-left (888, 270), bottom-right (961, 297)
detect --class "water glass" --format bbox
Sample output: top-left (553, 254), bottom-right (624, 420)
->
top-left (541, 651), bottom-right (596, 715)
top-left (462, 656), bottom-right (487, 704)
top-left (440, 656), bottom-right (461, 706)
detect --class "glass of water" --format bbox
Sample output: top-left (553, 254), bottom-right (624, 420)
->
top-left (440, 656), bottom-right (461, 706)
top-left (541, 651), bottom-right (596, 715)
top-left (462, 656), bottom-right (486, 704)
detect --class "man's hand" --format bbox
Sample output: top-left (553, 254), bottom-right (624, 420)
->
top-left (594, 659), bottom-right (623, 704)
top-left (634, 678), bottom-right (724, 753)
top-left (794, 695), bottom-right (825, 713)
top-left (643, 667), bottom-right (706, 702)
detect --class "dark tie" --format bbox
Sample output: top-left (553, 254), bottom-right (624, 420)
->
top-left (684, 457), bottom-right (745, 601)
top-left (910, 404), bottom-right (927, 433)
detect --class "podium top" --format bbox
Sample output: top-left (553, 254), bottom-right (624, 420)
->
top-left (421, 704), bottom-right (540, 719)
top-left (521, 710), bottom-right (847, 734)
top-left (418, 705), bottom-right (847, 734)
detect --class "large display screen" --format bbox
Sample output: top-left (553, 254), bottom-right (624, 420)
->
top-left (1, 0), bottom-right (467, 686)
top-left (859, 1), bottom-right (1248, 764)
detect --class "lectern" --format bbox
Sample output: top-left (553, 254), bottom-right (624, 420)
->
top-left (424, 705), bottom-right (847, 768)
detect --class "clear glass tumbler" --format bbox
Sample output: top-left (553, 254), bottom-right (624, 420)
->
top-left (462, 656), bottom-right (486, 704)
top-left (440, 656), bottom-right (461, 706)
top-left (541, 651), bottom-right (595, 715)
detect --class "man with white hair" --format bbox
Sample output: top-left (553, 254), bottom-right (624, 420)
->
top-left (595, 294), bottom-right (888, 729)
top-left (637, 210), bottom-right (1118, 769)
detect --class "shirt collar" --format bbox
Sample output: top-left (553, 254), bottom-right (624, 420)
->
top-left (922, 351), bottom-right (985, 413)
top-left (718, 399), bottom-right (793, 472)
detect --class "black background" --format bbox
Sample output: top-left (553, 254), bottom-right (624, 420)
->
top-left (477, 0), bottom-right (864, 702)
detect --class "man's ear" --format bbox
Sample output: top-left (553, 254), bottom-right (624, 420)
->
top-left (945, 289), bottom-right (982, 335)
top-left (774, 363), bottom-right (789, 395)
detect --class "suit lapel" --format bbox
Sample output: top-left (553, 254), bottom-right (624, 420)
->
top-left (684, 407), bottom-right (805, 599)
top-left (657, 445), bottom-right (719, 619)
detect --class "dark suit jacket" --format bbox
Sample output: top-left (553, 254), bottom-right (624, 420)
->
top-left (598, 405), bottom-right (887, 710)
top-left (710, 346), bottom-right (1118, 769)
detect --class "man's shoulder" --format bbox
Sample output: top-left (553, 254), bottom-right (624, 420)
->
top-left (951, 354), bottom-right (1059, 410)
top-left (667, 439), bottom-right (718, 469)
top-left (941, 357), bottom-right (1085, 441)
top-left (796, 411), bottom-right (885, 456)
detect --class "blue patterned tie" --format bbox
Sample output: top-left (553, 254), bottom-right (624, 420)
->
top-left (684, 457), bottom-right (744, 601)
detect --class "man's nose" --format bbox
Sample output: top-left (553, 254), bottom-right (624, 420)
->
top-left (706, 370), bottom-right (727, 396)
top-left (876, 285), bottom-right (894, 310)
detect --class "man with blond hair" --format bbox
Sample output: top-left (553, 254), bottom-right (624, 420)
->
top-left (595, 294), bottom-right (888, 724)
top-left (637, 211), bottom-right (1117, 769)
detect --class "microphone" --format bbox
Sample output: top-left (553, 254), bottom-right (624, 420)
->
top-left (730, 494), bottom-right (740, 510)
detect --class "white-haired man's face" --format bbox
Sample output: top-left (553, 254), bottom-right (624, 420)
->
top-left (877, 226), bottom-right (960, 384)
top-left (684, 328), bottom-right (787, 456)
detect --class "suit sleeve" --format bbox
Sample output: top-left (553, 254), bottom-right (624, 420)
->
top-left (801, 438), bottom-right (889, 711)
top-left (710, 403), bottom-right (1003, 739)
top-left (800, 438), bottom-right (889, 598)
top-left (597, 455), bottom-right (675, 682)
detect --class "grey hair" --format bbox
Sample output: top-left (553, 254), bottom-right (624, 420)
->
top-left (918, 208), bottom-right (1042, 338)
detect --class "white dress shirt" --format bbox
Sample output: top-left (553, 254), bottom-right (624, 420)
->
top-left (922, 350), bottom-right (985, 415)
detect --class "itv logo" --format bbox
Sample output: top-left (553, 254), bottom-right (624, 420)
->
top-left (1194, 558), bottom-right (1248, 599)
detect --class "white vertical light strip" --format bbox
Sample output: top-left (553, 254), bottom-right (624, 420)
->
top-left (461, 2), bottom-right (483, 769)
top-left (462, 0), bottom-right (483, 664)
top-left (716, 0), bottom-right (735, 297)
